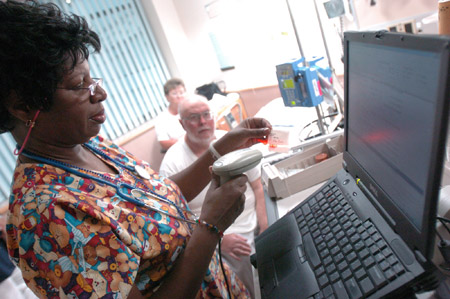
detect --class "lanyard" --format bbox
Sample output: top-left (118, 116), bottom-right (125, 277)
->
top-left (20, 145), bottom-right (198, 227)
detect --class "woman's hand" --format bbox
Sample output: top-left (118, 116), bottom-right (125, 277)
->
top-left (200, 171), bottom-right (247, 233)
top-left (150, 171), bottom-right (249, 298)
top-left (214, 117), bottom-right (272, 156)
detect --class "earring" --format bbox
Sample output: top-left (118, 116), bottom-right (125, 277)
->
top-left (14, 110), bottom-right (41, 156)
top-left (25, 119), bottom-right (36, 128)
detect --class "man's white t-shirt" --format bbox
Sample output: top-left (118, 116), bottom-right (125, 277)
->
top-left (159, 130), bottom-right (260, 235)
top-left (154, 110), bottom-right (186, 142)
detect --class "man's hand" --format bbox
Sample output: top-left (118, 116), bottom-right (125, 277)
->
top-left (221, 233), bottom-right (252, 260)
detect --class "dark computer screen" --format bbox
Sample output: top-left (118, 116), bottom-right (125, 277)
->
top-left (346, 41), bottom-right (441, 230)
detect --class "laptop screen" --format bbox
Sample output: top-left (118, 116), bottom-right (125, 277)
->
top-left (343, 31), bottom-right (450, 258)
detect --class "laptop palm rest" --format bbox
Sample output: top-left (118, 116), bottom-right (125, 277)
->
top-left (256, 213), bottom-right (319, 298)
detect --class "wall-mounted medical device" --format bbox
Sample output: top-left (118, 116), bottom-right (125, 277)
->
top-left (276, 57), bottom-right (332, 108)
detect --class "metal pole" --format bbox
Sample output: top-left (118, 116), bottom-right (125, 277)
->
top-left (312, 0), bottom-right (345, 134)
top-left (315, 106), bottom-right (327, 135)
top-left (312, 0), bottom-right (333, 70)
top-left (286, 0), bottom-right (329, 136)
top-left (285, 0), bottom-right (305, 58)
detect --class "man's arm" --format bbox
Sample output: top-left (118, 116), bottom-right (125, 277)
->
top-left (250, 177), bottom-right (268, 234)
top-left (169, 118), bottom-right (271, 202)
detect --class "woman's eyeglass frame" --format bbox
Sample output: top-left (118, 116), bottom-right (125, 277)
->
top-left (56, 78), bottom-right (103, 96)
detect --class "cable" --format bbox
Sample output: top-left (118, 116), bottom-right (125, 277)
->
top-left (437, 216), bottom-right (450, 225)
top-left (435, 216), bottom-right (450, 273)
top-left (298, 111), bottom-right (341, 142)
top-left (218, 239), bottom-right (232, 299)
top-left (436, 229), bottom-right (446, 244)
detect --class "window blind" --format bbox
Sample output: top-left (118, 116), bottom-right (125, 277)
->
top-left (0, 134), bottom-right (16, 201)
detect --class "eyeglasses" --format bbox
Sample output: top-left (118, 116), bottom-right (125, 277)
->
top-left (56, 78), bottom-right (103, 96)
top-left (183, 111), bottom-right (214, 123)
top-left (168, 90), bottom-right (186, 97)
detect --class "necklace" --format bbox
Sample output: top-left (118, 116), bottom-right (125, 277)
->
top-left (19, 144), bottom-right (197, 230)
top-left (81, 143), bottom-right (187, 212)
top-left (83, 143), bottom-right (151, 180)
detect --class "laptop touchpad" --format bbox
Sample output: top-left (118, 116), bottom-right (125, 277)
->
top-left (274, 248), bottom-right (319, 296)
top-left (274, 248), bottom-right (297, 280)
top-left (256, 213), bottom-right (319, 298)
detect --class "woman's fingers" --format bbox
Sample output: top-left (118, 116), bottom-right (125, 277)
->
top-left (201, 175), bottom-right (248, 232)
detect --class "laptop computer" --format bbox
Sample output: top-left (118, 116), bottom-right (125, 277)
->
top-left (254, 31), bottom-right (450, 298)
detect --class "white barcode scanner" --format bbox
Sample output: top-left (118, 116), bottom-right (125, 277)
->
top-left (212, 148), bottom-right (263, 185)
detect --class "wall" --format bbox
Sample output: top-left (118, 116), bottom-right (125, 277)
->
top-left (353, 0), bottom-right (437, 30)
top-left (235, 85), bottom-right (281, 118)
top-left (142, 0), bottom-right (439, 93)
top-left (119, 125), bottom-right (165, 172)
top-left (140, 0), bottom-right (221, 93)
top-left (142, 0), bottom-right (304, 92)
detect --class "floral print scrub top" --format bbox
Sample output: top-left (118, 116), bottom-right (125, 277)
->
top-left (6, 136), bottom-right (249, 298)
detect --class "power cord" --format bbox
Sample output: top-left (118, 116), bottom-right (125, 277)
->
top-left (436, 216), bottom-right (450, 272)
top-left (298, 111), bottom-right (341, 142)
top-left (218, 239), bottom-right (232, 299)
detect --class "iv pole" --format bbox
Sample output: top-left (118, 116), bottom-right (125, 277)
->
top-left (285, 0), bottom-right (347, 136)
top-left (285, 0), bottom-right (326, 135)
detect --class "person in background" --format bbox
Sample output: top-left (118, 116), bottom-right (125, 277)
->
top-left (155, 78), bottom-right (188, 152)
top-left (0, 1), bottom-right (272, 298)
top-left (160, 94), bottom-right (268, 298)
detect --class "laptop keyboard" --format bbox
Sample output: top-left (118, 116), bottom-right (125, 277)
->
top-left (293, 181), bottom-right (406, 299)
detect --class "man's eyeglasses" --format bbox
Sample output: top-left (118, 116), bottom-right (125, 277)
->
top-left (56, 78), bottom-right (103, 96)
top-left (183, 111), bottom-right (214, 123)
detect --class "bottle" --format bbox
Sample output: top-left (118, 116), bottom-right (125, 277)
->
top-left (439, 0), bottom-right (450, 35)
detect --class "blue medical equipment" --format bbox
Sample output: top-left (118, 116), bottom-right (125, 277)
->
top-left (276, 57), bottom-right (332, 107)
